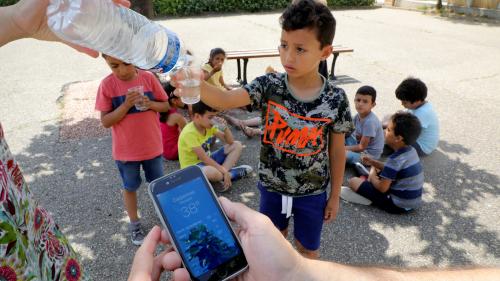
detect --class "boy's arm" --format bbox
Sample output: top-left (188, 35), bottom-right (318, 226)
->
top-left (368, 167), bottom-right (391, 193)
top-left (100, 91), bottom-right (141, 128)
top-left (172, 113), bottom-right (187, 131)
top-left (362, 156), bottom-right (385, 170)
top-left (219, 75), bottom-right (232, 90)
top-left (345, 136), bottom-right (370, 152)
top-left (199, 81), bottom-right (250, 111)
top-left (192, 146), bottom-right (227, 174)
top-left (146, 100), bottom-right (170, 112)
top-left (214, 128), bottom-right (234, 145)
top-left (324, 132), bottom-right (346, 223)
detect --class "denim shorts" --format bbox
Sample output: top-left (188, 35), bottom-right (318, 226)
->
top-left (115, 155), bottom-right (164, 192)
top-left (357, 181), bottom-right (409, 214)
top-left (258, 182), bottom-right (327, 251)
top-left (196, 147), bottom-right (226, 167)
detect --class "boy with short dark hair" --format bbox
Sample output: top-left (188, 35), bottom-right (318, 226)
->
top-left (395, 77), bottom-right (439, 156)
top-left (345, 85), bottom-right (384, 165)
top-left (344, 112), bottom-right (424, 213)
top-left (177, 101), bottom-right (252, 192)
top-left (95, 54), bottom-right (169, 245)
top-left (178, 0), bottom-right (354, 258)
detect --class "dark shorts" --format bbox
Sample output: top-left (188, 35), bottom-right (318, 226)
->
top-left (196, 147), bottom-right (226, 167)
top-left (357, 181), bottom-right (410, 214)
top-left (115, 155), bottom-right (164, 192)
top-left (258, 182), bottom-right (327, 251)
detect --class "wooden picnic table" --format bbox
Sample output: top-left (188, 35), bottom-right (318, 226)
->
top-left (226, 46), bottom-right (354, 84)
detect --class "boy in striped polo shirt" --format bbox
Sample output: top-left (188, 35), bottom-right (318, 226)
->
top-left (346, 112), bottom-right (424, 213)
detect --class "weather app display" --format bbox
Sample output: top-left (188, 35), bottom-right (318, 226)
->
top-left (157, 177), bottom-right (241, 277)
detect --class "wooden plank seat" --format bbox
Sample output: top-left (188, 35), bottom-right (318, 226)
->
top-left (226, 46), bottom-right (353, 84)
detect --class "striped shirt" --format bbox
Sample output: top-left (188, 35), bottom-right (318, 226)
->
top-left (380, 146), bottom-right (424, 209)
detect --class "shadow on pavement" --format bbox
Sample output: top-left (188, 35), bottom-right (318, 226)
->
top-left (13, 119), bottom-right (499, 279)
top-left (328, 140), bottom-right (499, 267)
top-left (13, 116), bottom-right (260, 280)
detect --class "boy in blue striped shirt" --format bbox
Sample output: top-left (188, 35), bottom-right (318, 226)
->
top-left (346, 112), bottom-right (424, 213)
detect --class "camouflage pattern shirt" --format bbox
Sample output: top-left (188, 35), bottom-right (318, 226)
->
top-left (243, 73), bottom-right (354, 197)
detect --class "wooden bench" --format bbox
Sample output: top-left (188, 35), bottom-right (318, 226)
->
top-left (226, 46), bottom-right (353, 84)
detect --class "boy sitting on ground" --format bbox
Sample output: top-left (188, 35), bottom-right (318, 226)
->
top-left (395, 77), bottom-right (439, 156)
top-left (343, 112), bottom-right (424, 213)
top-left (178, 101), bottom-right (252, 192)
top-left (345, 85), bottom-right (384, 166)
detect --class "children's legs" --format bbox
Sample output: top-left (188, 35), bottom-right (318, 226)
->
top-left (292, 191), bottom-right (327, 260)
top-left (221, 114), bottom-right (261, 128)
top-left (241, 117), bottom-right (261, 127)
top-left (221, 141), bottom-right (243, 170)
top-left (348, 177), bottom-right (364, 192)
top-left (258, 182), bottom-right (290, 238)
top-left (201, 166), bottom-right (224, 182)
top-left (115, 160), bottom-right (143, 222)
top-left (123, 190), bottom-right (139, 222)
top-left (220, 114), bottom-right (242, 127)
top-left (295, 240), bottom-right (319, 259)
top-left (142, 155), bottom-right (164, 183)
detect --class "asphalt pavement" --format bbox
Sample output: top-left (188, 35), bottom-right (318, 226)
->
top-left (0, 7), bottom-right (499, 280)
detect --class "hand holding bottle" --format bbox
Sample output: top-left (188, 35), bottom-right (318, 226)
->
top-left (2, 0), bottom-right (130, 56)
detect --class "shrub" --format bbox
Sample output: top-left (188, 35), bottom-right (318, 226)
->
top-left (0, 0), bottom-right (376, 15)
top-left (0, 0), bottom-right (18, 6)
top-left (153, 0), bottom-right (290, 16)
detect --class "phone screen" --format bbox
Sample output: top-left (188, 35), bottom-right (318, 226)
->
top-left (154, 176), bottom-right (244, 280)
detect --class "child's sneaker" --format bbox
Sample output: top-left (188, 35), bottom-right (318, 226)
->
top-left (129, 222), bottom-right (145, 246)
top-left (340, 186), bottom-right (372, 205)
top-left (230, 165), bottom-right (253, 181)
top-left (354, 162), bottom-right (370, 177)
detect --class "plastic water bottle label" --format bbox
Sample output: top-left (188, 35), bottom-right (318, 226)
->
top-left (154, 28), bottom-right (181, 73)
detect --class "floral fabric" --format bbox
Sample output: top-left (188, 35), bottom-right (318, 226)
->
top-left (0, 122), bottom-right (87, 281)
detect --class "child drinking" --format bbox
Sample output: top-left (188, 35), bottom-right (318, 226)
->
top-left (202, 48), bottom-right (232, 91)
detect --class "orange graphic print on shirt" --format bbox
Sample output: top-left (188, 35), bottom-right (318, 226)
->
top-left (263, 101), bottom-right (332, 157)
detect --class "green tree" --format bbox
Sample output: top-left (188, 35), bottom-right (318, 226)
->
top-left (437, 0), bottom-right (443, 9)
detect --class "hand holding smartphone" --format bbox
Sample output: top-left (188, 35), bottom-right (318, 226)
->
top-left (148, 165), bottom-right (248, 281)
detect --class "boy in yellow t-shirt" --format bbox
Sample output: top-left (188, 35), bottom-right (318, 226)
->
top-left (178, 101), bottom-right (252, 192)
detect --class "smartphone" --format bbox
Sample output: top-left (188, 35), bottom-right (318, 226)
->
top-left (148, 165), bottom-right (248, 281)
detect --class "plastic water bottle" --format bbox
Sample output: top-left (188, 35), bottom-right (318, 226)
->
top-left (46, 0), bottom-right (187, 73)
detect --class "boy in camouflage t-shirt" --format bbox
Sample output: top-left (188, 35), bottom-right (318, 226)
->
top-left (178, 0), bottom-right (353, 258)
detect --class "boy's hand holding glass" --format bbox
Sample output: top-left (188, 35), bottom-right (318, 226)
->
top-left (211, 118), bottom-right (227, 132)
top-left (172, 66), bottom-right (203, 105)
top-left (124, 88), bottom-right (143, 109)
top-left (360, 153), bottom-right (372, 166)
top-left (127, 86), bottom-right (148, 111)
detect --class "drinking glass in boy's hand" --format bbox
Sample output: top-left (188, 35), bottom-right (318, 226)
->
top-left (128, 86), bottom-right (148, 111)
top-left (174, 66), bottom-right (203, 105)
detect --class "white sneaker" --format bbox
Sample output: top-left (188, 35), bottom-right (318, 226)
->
top-left (340, 186), bottom-right (372, 205)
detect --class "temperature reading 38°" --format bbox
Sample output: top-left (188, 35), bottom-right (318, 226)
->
top-left (181, 201), bottom-right (200, 218)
